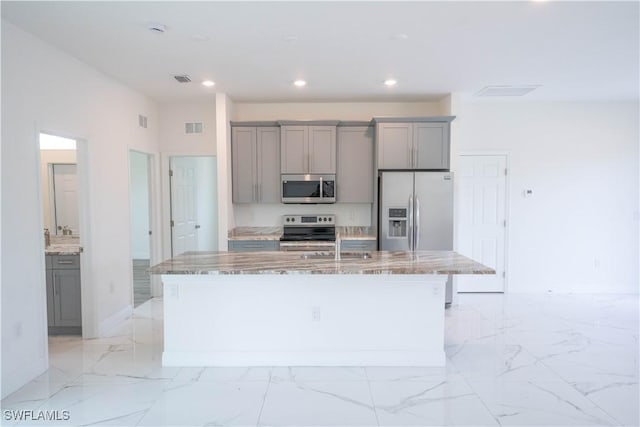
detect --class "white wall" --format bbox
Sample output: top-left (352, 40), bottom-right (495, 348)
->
top-left (1, 21), bottom-right (160, 398)
top-left (129, 151), bottom-right (150, 259)
top-left (233, 101), bottom-right (448, 121)
top-left (452, 99), bottom-right (639, 293)
top-left (158, 101), bottom-right (216, 154)
top-left (40, 149), bottom-right (77, 232)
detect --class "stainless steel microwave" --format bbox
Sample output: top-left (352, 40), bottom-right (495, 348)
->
top-left (281, 174), bottom-right (336, 204)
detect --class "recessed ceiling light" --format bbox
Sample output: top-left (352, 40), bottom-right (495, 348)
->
top-left (384, 79), bottom-right (398, 87)
top-left (202, 80), bottom-right (215, 87)
top-left (475, 85), bottom-right (541, 97)
top-left (293, 80), bottom-right (307, 87)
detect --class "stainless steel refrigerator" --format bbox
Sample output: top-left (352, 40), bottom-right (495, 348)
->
top-left (378, 171), bottom-right (454, 305)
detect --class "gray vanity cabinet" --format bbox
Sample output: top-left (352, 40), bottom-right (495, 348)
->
top-left (280, 125), bottom-right (336, 174)
top-left (46, 254), bottom-right (82, 334)
top-left (232, 126), bottom-right (280, 203)
top-left (337, 126), bottom-right (374, 203)
top-left (376, 118), bottom-right (453, 170)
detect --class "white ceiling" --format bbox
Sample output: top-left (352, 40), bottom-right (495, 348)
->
top-left (2, 1), bottom-right (638, 103)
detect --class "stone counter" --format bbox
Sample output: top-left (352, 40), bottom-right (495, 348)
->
top-left (149, 250), bottom-right (494, 275)
top-left (227, 227), bottom-right (282, 241)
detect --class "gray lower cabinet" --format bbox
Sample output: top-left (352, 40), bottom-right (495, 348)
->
top-left (340, 240), bottom-right (377, 252)
top-left (337, 126), bottom-right (374, 203)
top-left (232, 126), bottom-right (280, 203)
top-left (375, 118), bottom-right (454, 170)
top-left (46, 254), bottom-right (82, 334)
top-left (228, 240), bottom-right (280, 252)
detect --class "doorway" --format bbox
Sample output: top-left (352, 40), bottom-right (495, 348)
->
top-left (39, 133), bottom-right (82, 335)
top-left (169, 156), bottom-right (218, 256)
top-left (456, 154), bottom-right (509, 292)
top-left (129, 150), bottom-right (153, 307)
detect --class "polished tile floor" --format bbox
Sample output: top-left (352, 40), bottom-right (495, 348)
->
top-left (2, 294), bottom-right (638, 426)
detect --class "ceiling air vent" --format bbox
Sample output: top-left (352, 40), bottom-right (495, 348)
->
top-left (475, 85), bottom-right (540, 97)
top-left (185, 122), bottom-right (203, 134)
top-left (138, 114), bottom-right (148, 129)
top-left (174, 75), bottom-right (192, 83)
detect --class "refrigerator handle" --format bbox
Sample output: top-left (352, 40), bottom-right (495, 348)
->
top-left (408, 196), bottom-right (414, 250)
top-left (415, 196), bottom-right (420, 250)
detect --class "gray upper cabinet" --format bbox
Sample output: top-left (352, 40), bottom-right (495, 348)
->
top-left (232, 126), bottom-right (281, 203)
top-left (281, 125), bottom-right (336, 174)
top-left (377, 122), bottom-right (413, 169)
top-left (337, 126), bottom-right (374, 203)
top-left (376, 117), bottom-right (454, 170)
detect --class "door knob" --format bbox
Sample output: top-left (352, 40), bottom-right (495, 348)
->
top-left (195, 225), bottom-right (201, 229)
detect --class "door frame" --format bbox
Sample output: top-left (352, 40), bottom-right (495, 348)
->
top-left (37, 130), bottom-right (97, 338)
top-left (455, 151), bottom-right (511, 293)
top-left (127, 149), bottom-right (160, 299)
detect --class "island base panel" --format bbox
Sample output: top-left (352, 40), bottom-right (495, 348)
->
top-left (161, 274), bottom-right (447, 367)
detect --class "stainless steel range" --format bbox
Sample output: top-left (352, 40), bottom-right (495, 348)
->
top-left (279, 214), bottom-right (336, 251)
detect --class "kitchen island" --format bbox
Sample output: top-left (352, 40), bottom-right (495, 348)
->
top-left (150, 250), bottom-right (493, 367)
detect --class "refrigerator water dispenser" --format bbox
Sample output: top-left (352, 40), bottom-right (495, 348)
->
top-left (387, 208), bottom-right (407, 238)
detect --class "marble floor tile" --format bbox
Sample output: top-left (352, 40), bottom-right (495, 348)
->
top-left (138, 380), bottom-right (269, 426)
top-left (571, 380), bottom-right (639, 426)
top-left (259, 380), bottom-right (378, 426)
top-left (369, 379), bottom-right (499, 426)
top-left (2, 294), bottom-right (637, 427)
top-left (365, 363), bottom-right (462, 382)
top-left (468, 380), bottom-right (621, 426)
top-left (271, 366), bottom-right (367, 382)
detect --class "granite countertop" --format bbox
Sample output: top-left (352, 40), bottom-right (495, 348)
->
top-left (45, 236), bottom-right (81, 255)
top-left (149, 250), bottom-right (494, 275)
top-left (228, 227), bottom-right (283, 241)
top-left (336, 226), bottom-right (376, 241)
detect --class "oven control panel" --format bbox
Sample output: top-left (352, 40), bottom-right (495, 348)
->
top-left (283, 214), bottom-right (335, 226)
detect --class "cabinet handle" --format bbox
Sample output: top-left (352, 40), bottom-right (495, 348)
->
top-left (57, 261), bottom-right (74, 264)
top-left (53, 273), bottom-right (57, 295)
top-left (307, 154), bottom-right (311, 173)
top-left (259, 184), bottom-right (262, 202)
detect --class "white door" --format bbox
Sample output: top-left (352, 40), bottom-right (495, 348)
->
top-left (170, 157), bottom-right (198, 256)
top-left (457, 155), bottom-right (507, 292)
top-left (52, 164), bottom-right (79, 235)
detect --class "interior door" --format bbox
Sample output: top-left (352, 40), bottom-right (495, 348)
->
top-left (170, 157), bottom-right (198, 256)
top-left (52, 163), bottom-right (79, 235)
top-left (457, 155), bottom-right (507, 292)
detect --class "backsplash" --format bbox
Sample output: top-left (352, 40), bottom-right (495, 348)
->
top-left (233, 203), bottom-right (372, 227)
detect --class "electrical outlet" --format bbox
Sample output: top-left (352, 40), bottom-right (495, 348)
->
top-left (312, 306), bottom-right (321, 322)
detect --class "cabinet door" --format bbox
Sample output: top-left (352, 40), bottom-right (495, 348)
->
top-left (281, 126), bottom-right (308, 174)
top-left (256, 127), bottom-right (281, 203)
top-left (52, 269), bottom-right (82, 327)
top-left (377, 123), bottom-right (412, 169)
top-left (232, 127), bottom-right (257, 203)
top-left (46, 266), bottom-right (54, 327)
top-left (337, 126), bottom-right (373, 203)
top-left (228, 240), bottom-right (279, 252)
top-left (414, 122), bottom-right (449, 170)
top-left (308, 126), bottom-right (336, 174)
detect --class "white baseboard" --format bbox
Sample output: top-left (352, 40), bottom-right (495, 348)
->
top-left (98, 305), bottom-right (132, 336)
